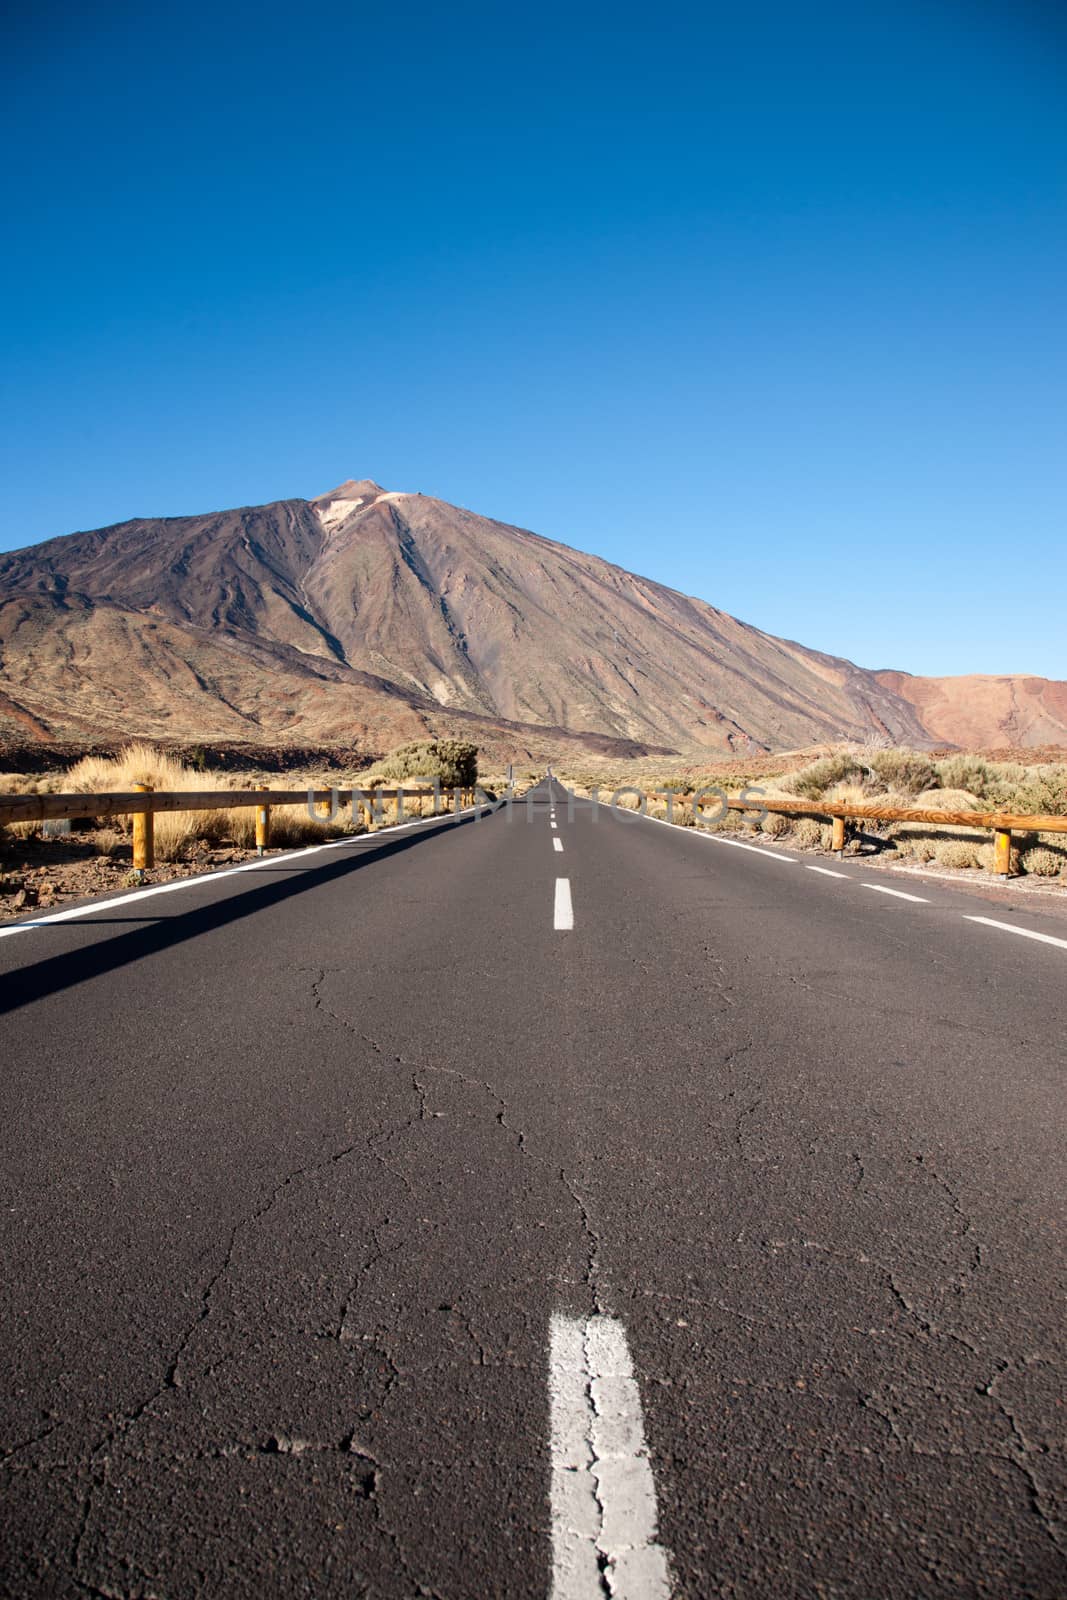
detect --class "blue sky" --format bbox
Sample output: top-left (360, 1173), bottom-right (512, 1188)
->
top-left (2, 0), bottom-right (1064, 677)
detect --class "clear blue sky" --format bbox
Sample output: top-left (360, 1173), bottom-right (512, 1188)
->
top-left (2, 0), bottom-right (1064, 677)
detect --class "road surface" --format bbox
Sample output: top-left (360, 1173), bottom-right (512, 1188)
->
top-left (1, 780), bottom-right (1064, 1597)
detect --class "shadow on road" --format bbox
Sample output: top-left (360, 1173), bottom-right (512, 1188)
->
top-left (0, 812), bottom-right (494, 1018)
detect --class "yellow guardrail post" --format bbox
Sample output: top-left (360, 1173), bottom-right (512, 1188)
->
top-left (132, 783), bottom-right (154, 879)
top-left (256, 787), bottom-right (271, 855)
top-left (993, 828), bottom-right (1012, 876)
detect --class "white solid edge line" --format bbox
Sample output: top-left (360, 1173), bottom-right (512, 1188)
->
top-left (861, 883), bottom-right (929, 903)
top-left (963, 915), bottom-right (1067, 952)
top-left (548, 1313), bottom-right (671, 1600)
top-left (0, 805), bottom-right (487, 938)
top-left (598, 800), bottom-right (797, 862)
top-left (554, 877), bottom-right (574, 930)
top-left (553, 837), bottom-right (564, 852)
top-left (806, 865), bottom-right (850, 879)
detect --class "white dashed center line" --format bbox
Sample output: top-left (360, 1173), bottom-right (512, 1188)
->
top-left (553, 837), bottom-right (564, 853)
top-left (548, 1313), bottom-right (671, 1600)
top-left (806, 864), bottom-right (850, 879)
top-left (963, 916), bottom-right (1067, 951)
top-left (861, 883), bottom-right (929, 903)
top-left (554, 878), bottom-right (574, 930)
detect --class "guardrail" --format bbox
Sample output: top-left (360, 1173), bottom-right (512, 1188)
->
top-left (0, 784), bottom-right (479, 878)
top-left (634, 790), bottom-right (1067, 877)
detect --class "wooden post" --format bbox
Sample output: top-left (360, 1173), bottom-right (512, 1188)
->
top-left (132, 783), bottom-right (154, 878)
top-left (256, 787), bottom-right (271, 855)
top-left (993, 827), bottom-right (1012, 876)
top-left (831, 815), bottom-right (846, 856)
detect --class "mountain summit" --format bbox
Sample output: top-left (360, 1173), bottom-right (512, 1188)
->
top-left (0, 480), bottom-right (1059, 752)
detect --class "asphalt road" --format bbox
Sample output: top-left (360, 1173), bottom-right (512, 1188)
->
top-left (0, 779), bottom-right (1064, 1598)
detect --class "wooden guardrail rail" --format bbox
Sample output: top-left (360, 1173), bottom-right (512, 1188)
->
top-left (641, 791), bottom-right (1067, 876)
top-left (0, 785), bottom-right (479, 878)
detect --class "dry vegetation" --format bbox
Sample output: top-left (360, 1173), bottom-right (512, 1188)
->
top-left (555, 746), bottom-right (1067, 881)
top-left (3, 739), bottom-right (1064, 918)
top-left (0, 739), bottom-right (487, 917)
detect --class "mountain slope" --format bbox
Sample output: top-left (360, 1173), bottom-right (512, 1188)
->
top-left (875, 670), bottom-right (1067, 750)
top-left (0, 479), bottom-right (1054, 752)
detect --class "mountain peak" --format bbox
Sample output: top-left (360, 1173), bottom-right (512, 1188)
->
top-left (312, 478), bottom-right (386, 506)
top-left (4, 479), bottom-right (1056, 752)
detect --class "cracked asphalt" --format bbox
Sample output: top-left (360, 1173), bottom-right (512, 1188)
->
top-left (0, 779), bottom-right (1064, 1597)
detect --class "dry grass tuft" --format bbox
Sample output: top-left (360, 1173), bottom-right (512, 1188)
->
top-left (1021, 845), bottom-right (1067, 877)
top-left (933, 839), bottom-right (984, 870)
top-left (761, 812), bottom-right (791, 838)
top-left (63, 744), bottom-right (348, 860)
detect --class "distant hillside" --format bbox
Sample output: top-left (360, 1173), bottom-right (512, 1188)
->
top-left (0, 477), bottom-right (1056, 753)
top-left (875, 671), bottom-right (1067, 751)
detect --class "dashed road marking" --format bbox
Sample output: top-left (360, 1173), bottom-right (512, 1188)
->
top-left (963, 915), bottom-right (1067, 952)
top-left (554, 878), bottom-right (574, 930)
top-left (806, 865), bottom-right (850, 879)
top-left (553, 838), bottom-right (564, 853)
top-left (549, 1313), bottom-right (671, 1600)
top-left (697, 832), bottom-right (796, 862)
top-left (861, 883), bottom-right (929, 903)
top-left (551, 820), bottom-right (558, 829)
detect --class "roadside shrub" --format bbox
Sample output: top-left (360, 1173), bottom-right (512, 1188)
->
top-left (886, 788), bottom-right (984, 865)
top-left (65, 743), bottom-right (229, 857)
top-left (989, 771), bottom-right (1067, 818)
top-left (782, 753), bottom-right (867, 800)
top-left (64, 742), bottom-right (348, 859)
top-left (934, 839), bottom-right (983, 870)
top-left (915, 787), bottom-right (979, 814)
top-left (761, 812), bottom-right (791, 837)
top-left (823, 781), bottom-right (869, 809)
top-left (791, 818), bottom-right (822, 849)
top-left (699, 805), bottom-right (744, 833)
top-left (934, 755), bottom-right (994, 797)
top-left (228, 803), bottom-right (347, 850)
top-left (869, 749), bottom-right (937, 795)
top-left (1021, 845), bottom-right (1067, 877)
top-left (371, 739), bottom-right (479, 787)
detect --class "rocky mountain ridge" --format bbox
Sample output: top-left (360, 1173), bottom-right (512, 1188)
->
top-left (0, 479), bottom-right (1058, 753)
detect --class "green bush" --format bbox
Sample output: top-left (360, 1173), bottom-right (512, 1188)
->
top-left (934, 755), bottom-right (995, 797)
top-left (372, 739), bottom-right (479, 787)
top-left (782, 753), bottom-right (867, 800)
top-left (988, 771), bottom-right (1067, 817)
top-left (868, 749), bottom-right (936, 795)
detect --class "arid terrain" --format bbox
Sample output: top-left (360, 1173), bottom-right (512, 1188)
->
top-left (3, 738), bottom-right (1065, 924)
top-left (4, 476), bottom-right (1059, 757)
